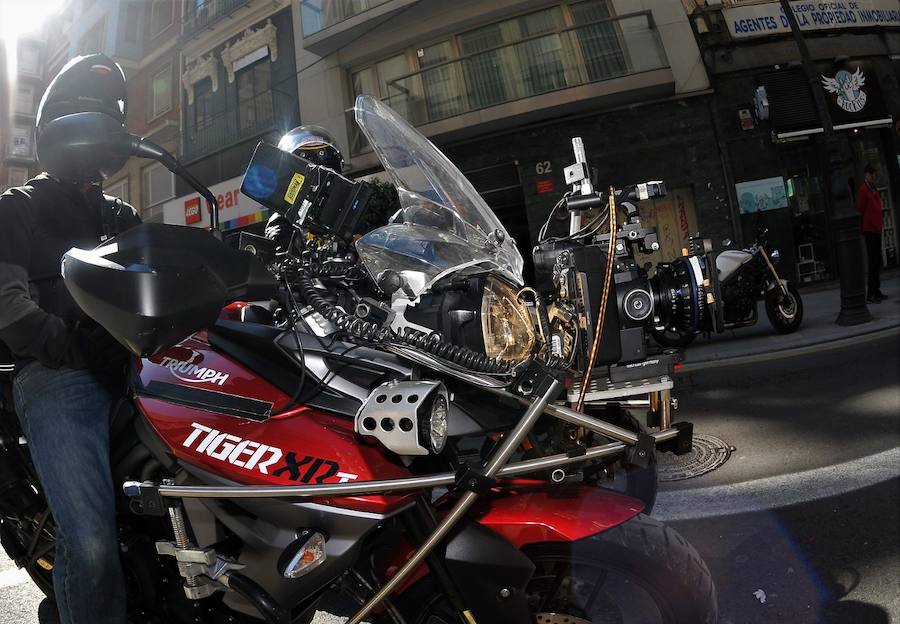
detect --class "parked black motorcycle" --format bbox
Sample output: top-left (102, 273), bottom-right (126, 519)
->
top-left (653, 227), bottom-right (803, 348)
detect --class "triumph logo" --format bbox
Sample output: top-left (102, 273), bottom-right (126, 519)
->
top-left (160, 352), bottom-right (229, 386)
top-left (183, 423), bottom-right (359, 482)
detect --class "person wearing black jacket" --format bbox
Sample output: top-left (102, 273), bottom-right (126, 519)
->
top-left (0, 55), bottom-right (139, 624)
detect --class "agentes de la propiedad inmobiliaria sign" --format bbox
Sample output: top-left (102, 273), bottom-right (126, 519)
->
top-left (725, 0), bottom-right (900, 39)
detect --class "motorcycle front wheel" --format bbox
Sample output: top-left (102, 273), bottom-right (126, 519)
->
top-left (392, 513), bottom-right (717, 624)
top-left (765, 282), bottom-right (803, 333)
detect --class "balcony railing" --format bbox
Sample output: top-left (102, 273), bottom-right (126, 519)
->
top-left (183, 0), bottom-right (253, 38)
top-left (5, 144), bottom-right (36, 160)
top-left (183, 91), bottom-right (275, 161)
top-left (301, 0), bottom-right (390, 36)
top-left (350, 12), bottom-right (668, 155)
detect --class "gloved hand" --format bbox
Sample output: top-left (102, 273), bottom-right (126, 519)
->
top-left (76, 322), bottom-right (132, 372)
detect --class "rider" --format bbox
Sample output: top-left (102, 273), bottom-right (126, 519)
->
top-left (264, 125), bottom-right (344, 253)
top-left (0, 54), bottom-right (139, 624)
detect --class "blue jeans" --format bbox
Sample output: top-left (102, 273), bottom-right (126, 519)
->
top-left (13, 362), bottom-right (126, 624)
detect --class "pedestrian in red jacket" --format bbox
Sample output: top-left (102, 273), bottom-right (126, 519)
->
top-left (856, 163), bottom-right (886, 303)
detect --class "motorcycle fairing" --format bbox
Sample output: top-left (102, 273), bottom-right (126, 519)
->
top-left (381, 486), bottom-right (644, 597)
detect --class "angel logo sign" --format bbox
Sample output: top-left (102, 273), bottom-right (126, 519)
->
top-left (822, 68), bottom-right (867, 113)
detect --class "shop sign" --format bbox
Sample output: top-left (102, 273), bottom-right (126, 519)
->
top-left (725, 0), bottom-right (900, 39)
top-left (184, 197), bottom-right (202, 225)
top-left (162, 175), bottom-right (269, 231)
top-left (736, 177), bottom-right (788, 214)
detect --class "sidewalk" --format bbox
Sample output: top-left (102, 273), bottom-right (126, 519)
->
top-left (680, 274), bottom-right (900, 365)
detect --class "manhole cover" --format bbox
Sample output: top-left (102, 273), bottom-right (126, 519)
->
top-left (657, 433), bottom-right (733, 481)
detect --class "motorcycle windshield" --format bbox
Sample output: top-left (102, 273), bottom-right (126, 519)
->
top-left (354, 95), bottom-right (524, 296)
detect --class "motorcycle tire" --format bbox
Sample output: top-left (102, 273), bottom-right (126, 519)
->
top-left (651, 327), bottom-right (697, 349)
top-left (390, 513), bottom-right (717, 624)
top-left (765, 282), bottom-right (803, 334)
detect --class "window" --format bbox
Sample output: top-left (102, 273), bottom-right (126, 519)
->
top-left (194, 78), bottom-right (215, 129)
top-left (7, 167), bottom-right (29, 188)
top-left (10, 127), bottom-right (32, 157)
top-left (236, 61), bottom-right (273, 134)
top-left (142, 162), bottom-right (174, 207)
top-left (17, 44), bottom-right (41, 75)
top-left (458, 7), bottom-right (566, 109)
top-left (351, 53), bottom-right (413, 120)
top-left (122, 3), bottom-right (141, 43)
top-left (15, 85), bottom-right (35, 113)
top-left (569, 0), bottom-right (626, 81)
top-left (150, 0), bottom-right (174, 36)
top-left (105, 178), bottom-right (129, 204)
top-left (149, 64), bottom-right (173, 119)
top-left (419, 42), bottom-right (465, 121)
top-left (78, 18), bottom-right (106, 54)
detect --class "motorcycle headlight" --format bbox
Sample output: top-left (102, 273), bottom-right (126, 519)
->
top-left (355, 381), bottom-right (449, 456)
top-left (481, 276), bottom-right (536, 361)
top-left (422, 393), bottom-right (448, 454)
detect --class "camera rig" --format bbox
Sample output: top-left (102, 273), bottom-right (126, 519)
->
top-left (533, 138), bottom-right (720, 405)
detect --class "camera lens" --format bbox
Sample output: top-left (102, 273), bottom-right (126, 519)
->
top-left (651, 257), bottom-right (708, 334)
top-left (623, 288), bottom-right (653, 322)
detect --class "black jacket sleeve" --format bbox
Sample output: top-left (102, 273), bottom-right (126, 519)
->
top-left (0, 191), bottom-right (84, 369)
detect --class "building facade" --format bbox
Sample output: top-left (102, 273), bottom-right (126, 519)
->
top-left (167, 0), bottom-right (299, 233)
top-left (0, 35), bottom-right (47, 193)
top-left (689, 0), bottom-right (900, 283)
top-left (294, 0), bottom-right (737, 280)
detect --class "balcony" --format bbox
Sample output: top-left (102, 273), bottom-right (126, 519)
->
top-left (301, 0), bottom-right (418, 56)
top-left (5, 144), bottom-right (36, 161)
top-left (349, 12), bottom-right (671, 156)
top-left (183, 91), bottom-right (275, 162)
top-left (182, 0), bottom-right (254, 40)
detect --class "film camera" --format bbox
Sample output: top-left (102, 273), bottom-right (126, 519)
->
top-left (533, 139), bottom-right (720, 392)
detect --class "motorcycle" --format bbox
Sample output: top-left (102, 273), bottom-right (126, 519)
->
top-left (0, 96), bottom-right (717, 624)
top-left (653, 225), bottom-right (803, 348)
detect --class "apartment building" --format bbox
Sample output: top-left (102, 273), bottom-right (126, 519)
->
top-left (294, 0), bottom-right (735, 274)
top-left (0, 35), bottom-right (47, 193)
top-left (689, 0), bottom-right (899, 284)
top-left (166, 0), bottom-right (300, 232)
top-left (41, 0), bottom-right (183, 222)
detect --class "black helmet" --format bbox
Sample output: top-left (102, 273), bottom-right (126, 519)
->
top-left (36, 54), bottom-right (129, 182)
top-left (277, 125), bottom-right (344, 172)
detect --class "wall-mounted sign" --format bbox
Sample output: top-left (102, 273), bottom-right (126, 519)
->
top-left (184, 197), bottom-right (202, 224)
top-left (162, 174), bottom-right (269, 231)
top-left (739, 108), bottom-right (755, 130)
top-left (736, 177), bottom-right (788, 214)
top-left (536, 179), bottom-right (555, 194)
top-left (725, 0), bottom-right (900, 39)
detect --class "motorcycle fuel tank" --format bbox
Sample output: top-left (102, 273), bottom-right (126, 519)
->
top-left (716, 249), bottom-right (753, 282)
top-left (133, 332), bottom-right (414, 514)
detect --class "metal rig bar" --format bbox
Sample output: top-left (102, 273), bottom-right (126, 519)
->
top-left (140, 405), bottom-right (679, 501)
top-left (346, 378), bottom-right (563, 624)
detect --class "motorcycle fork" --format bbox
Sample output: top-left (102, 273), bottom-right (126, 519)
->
top-left (759, 246), bottom-right (788, 296)
top-left (346, 378), bottom-right (562, 624)
top-left (398, 495), bottom-right (472, 620)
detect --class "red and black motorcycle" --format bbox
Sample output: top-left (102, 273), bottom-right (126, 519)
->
top-left (0, 96), bottom-right (716, 624)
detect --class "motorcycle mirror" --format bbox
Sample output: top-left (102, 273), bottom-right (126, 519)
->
top-left (722, 239), bottom-right (732, 247)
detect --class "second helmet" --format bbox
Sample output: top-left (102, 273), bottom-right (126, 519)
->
top-left (277, 125), bottom-right (344, 172)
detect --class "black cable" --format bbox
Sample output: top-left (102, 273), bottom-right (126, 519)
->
top-left (272, 276), bottom-right (308, 416)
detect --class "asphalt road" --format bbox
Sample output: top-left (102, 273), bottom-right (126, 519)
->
top-left (1, 334), bottom-right (897, 623)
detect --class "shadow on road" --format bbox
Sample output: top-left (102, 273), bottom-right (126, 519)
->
top-left (672, 478), bottom-right (899, 624)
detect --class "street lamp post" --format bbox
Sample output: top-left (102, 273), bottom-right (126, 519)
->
top-left (778, 0), bottom-right (872, 326)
